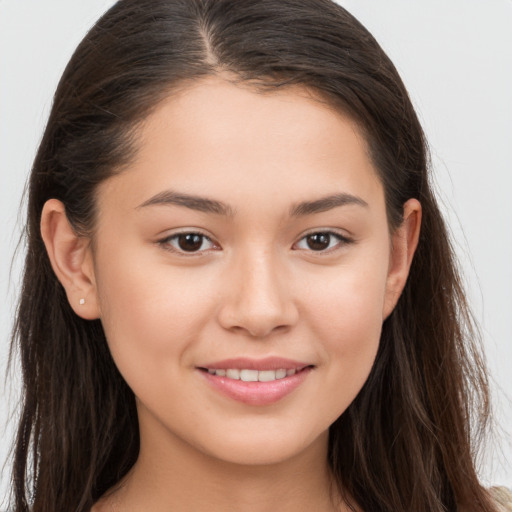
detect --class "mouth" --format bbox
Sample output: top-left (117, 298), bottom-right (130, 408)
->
top-left (198, 366), bottom-right (311, 382)
top-left (197, 358), bottom-right (315, 406)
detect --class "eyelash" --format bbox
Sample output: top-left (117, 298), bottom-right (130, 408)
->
top-left (158, 230), bottom-right (354, 257)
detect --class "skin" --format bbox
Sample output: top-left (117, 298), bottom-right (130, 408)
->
top-left (41, 77), bottom-right (421, 512)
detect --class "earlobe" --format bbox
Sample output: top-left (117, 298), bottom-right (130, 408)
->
top-left (40, 199), bottom-right (100, 320)
top-left (383, 198), bottom-right (422, 319)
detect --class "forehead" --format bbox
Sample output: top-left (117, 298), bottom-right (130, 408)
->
top-left (97, 76), bottom-right (383, 216)
top-left (137, 77), bottom-right (367, 162)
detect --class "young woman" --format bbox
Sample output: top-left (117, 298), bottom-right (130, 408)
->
top-left (8, 0), bottom-right (511, 511)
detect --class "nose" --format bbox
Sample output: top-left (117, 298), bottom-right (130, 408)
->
top-left (216, 248), bottom-right (299, 338)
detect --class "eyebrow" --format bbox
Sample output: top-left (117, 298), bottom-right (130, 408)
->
top-left (137, 190), bottom-right (368, 217)
top-left (290, 192), bottom-right (368, 216)
top-left (137, 190), bottom-right (235, 216)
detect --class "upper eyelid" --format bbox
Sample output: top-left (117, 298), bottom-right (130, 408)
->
top-left (298, 228), bottom-right (351, 240)
top-left (158, 228), bottom-right (215, 243)
top-left (159, 228), bottom-right (350, 243)
top-left (160, 231), bottom-right (217, 248)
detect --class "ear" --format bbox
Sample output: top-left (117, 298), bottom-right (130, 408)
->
top-left (40, 199), bottom-right (100, 320)
top-left (382, 198), bottom-right (422, 319)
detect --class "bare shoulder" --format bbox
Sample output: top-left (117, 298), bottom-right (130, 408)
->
top-left (489, 486), bottom-right (512, 512)
top-left (90, 496), bottom-right (114, 512)
top-left (90, 502), bottom-right (105, 512)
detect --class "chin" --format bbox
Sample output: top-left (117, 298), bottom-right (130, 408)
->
top-left (193, 425), bottom-right (329, 467)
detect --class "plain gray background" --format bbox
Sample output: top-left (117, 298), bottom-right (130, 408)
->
top-left (1, 0), bottom-right (511, 504)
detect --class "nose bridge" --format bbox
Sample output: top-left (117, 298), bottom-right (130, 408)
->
top-left (217, 243), bottom-right (297, 337)
top-left (239, 246), bottom-right (282, 305)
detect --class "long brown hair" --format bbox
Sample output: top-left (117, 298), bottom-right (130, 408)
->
top-left (9, 1), bottom-right (496, 510)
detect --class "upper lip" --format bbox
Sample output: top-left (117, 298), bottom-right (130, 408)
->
top-left (197, 357), bottom-right (312, 371)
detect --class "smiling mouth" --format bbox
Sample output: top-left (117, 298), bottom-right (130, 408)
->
top-left (198, 366), bottom-right (312, 382)
top-left (198, 362), bottom-right (314, 405)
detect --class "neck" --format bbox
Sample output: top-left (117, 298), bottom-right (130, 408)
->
top-left (99, 410), bottom-right (346, 512)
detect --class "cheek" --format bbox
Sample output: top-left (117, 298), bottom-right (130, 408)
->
top-left (305, 254), bottom-right (388, 344)
top-left (301, 256), bottom-right (388, 410)
top-left (312, 284), bottom-right (383, 368)
top-left (94, 251), bottom-right (215, 379)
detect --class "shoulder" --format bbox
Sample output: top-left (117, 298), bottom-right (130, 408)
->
top-left (489, 486), bottom-right (512, 512)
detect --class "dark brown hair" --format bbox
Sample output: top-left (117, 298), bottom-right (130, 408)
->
top-left (9, 0), bottom-right (496, 511)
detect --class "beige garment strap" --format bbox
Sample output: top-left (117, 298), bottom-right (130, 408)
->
top-left (489, 486), bottom-right (512, 512)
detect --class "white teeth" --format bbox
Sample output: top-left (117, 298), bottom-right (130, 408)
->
top-left (210, 368), bottom-right (299, 381)
top-left (226, 369), bottom-right (240, 379)
top-left (240, 369), bottom-right (259, 382)
top-left (258, 370), bottom-right (277, 382)
top-left (275, 369), bottom-right (287, 379)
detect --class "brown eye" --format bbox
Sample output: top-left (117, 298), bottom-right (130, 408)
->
top-left (306, 233), bottom-right (331, 251)
top-left (295, 231), bottom-right (352, 253)
top-left (177, 233), bottom-right (204, 252)
top-left (160, 232), bottom-right (216, 255)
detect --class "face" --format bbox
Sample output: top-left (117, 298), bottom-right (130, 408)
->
top-left (89, 77), bottom-right (406, 466)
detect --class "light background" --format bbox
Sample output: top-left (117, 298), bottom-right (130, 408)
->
top-left (1, 0), bottom-right (511, 505)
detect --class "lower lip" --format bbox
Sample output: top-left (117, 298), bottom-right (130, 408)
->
top-left (199, 367), bottom-right (313, 406)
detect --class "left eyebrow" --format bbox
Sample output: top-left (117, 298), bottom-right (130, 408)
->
top-left (289, 193), bottom-right (368, 217)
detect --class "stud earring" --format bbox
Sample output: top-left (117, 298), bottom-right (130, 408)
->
top-left (79, 298), bottom-right (86, 305)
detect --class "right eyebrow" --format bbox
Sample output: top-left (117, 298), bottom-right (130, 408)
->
top-left (136, 190), bottom-right (237, 217)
